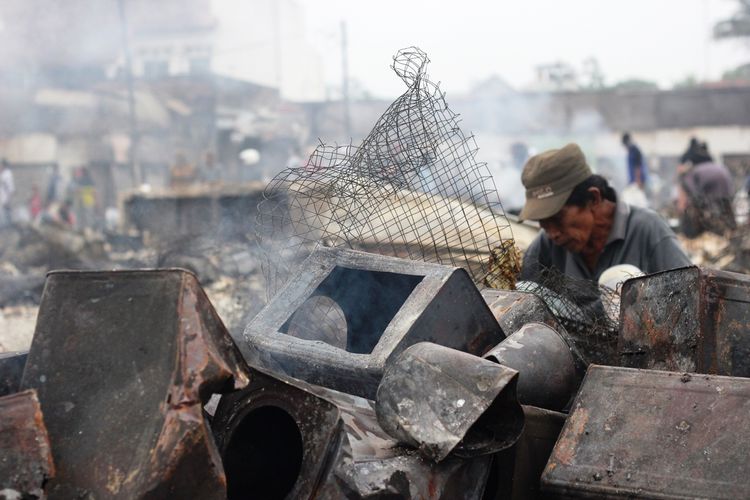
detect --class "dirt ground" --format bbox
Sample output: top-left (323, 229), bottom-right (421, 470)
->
top-left (0, 305), bottom-right (37, 352)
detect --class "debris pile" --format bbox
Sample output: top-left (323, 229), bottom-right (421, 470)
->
top-left (0, 218), bottom-right (268, 347)
top-left (4, 249), bottom-right (750, 498)
top-left (680, 230), bottom-right (750, 274)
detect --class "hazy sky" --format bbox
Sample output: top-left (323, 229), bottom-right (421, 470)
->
top-left (297, 0), bottom-right (748, 98)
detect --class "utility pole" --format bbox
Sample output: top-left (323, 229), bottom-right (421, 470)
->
top-left (341, 20), bottom-right (351, 139)
top-left (116, 0), bottom-right (141, 186)
top-left (273, 0), bottom-right (283, 93)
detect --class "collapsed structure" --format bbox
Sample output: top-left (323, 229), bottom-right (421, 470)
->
top-left (2, 48), bottom-right (750, 499)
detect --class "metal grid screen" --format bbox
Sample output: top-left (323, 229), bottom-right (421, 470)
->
top-left (256, 47), bottom-right (514, 297)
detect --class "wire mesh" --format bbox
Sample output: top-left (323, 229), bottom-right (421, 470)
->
top-left (517, 265), bottom-right (620, 364)
top-left (256, 47), bottom-right (513, 299)
top-left (255, 47), bottom-right (623, 360)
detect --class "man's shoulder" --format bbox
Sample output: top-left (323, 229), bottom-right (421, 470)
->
top-left (627, 204), bottom-right (672, 237)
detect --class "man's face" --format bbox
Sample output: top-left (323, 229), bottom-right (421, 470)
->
top-left (538, 204), bottom-right (595, 253)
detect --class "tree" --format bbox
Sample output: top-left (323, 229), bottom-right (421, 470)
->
top-left (673, 74), bottom-right (700, 89)
top-left (714, 0), bottom-right (750, 39)
top-left (613, 79), bottom-right (659, 91)
top-left (722, 63), bottom-right (750, 81)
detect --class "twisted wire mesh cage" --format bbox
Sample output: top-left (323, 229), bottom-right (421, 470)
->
top-left (254, 47), bottom-right (623, 361)
top-left (256, 47), bottom-right (515, 299)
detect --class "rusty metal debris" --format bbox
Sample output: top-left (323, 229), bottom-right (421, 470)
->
top-left (2, 257), bottom-right (750, 499)
top-left (213, 368), bottom-right (494, 499)
top-left (481, 288), bottom-right (564, 335)
top-left (0, 389), bottom-right (55, 499)
top-left (376, 342), bottom-right (524, 462)
top-left (484, 323), bottom-right (583, 411)
top-left (542, 365), bottom-right (750, 499)
top-left (19, 269), bottom-right (251, 499)
top-left (241, 247), bottom-right (504, 399)
top-left (619, 266), bottom-right (750, 376)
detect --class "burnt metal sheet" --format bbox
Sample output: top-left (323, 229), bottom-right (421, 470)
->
top-left (376, 342), bottom-right (524, 462)
top-left (211, 369), bottom-right (343, 499)
top-left (484, 323), bottom-right (582, 411)
top-left (241, 248), bottom-right (505, 399)
top-left (19, 269), bottom-right (251, 500)
top-left (481, 288), bottom-right (564, 335)
top-left (542, 365), bottom-right (750, 499)
top-left (212, 368), bottom-right (494, 499)
top-left (619, 266), bottom-right (750, 376)
top-left (0, 350), bottom-right (27, 397)
top-left (0, 389), bottom-right (55, 499)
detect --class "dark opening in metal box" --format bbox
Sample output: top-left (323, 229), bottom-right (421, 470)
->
top-left (240, 248), bottom-right (505, 399)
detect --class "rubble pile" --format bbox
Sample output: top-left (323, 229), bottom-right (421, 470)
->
top-left (2, 248), bottom-right (750, 499)
top-left (0, 219), bottom-right (268, 349)
top-left (679, 230), bottom-right (750, 274)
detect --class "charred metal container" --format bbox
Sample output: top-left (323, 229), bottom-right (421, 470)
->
top-left (0, 350), bottom-right (27, 397)
top-left (481, 289), bottom-right (564, 335)
top-left (542, 365), bottom-right (750, 499)
top-left (483, 405), bottom-right (567, 500)
top-left (20, 269), bottom-right (251, 500)
top-left (619, 266), bottom-right (750, 376)
top-left (375, 342), bottom-right (524, 462)
top-left (483, 323), bottom-right (583, 411)
top-left (212, 369), bottom-right (494, 499)
top-left (0, 389), bottom-right (55, 498)
top-left (241, 248), bottom-right (504, 399)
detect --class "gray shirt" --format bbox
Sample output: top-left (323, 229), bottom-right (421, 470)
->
top-left (520, 200), bottom-right (692, 282)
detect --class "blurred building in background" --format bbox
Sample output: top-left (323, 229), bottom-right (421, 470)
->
top-left (0, 0), bottom-right (748, 220)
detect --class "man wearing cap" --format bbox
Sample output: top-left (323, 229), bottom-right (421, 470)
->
top-left (518, 144), bottom-right (690, 283)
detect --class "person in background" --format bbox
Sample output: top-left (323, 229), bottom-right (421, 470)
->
top-left (621, 133), bottom-right (648, 189)
top-left (29, 185), bottom-right (42, 220)
top-left (677, 140), bottom-right (736, 238)
top-left (56, 198), bottom-right (75, 227)
top-left (680, 137), bottom-right (700, 165)
top-left (518, 143), bottom-right (691, 284)
top-left (0, 159), bottom-right (15, 226)
top-left (73, 167), bottom-right (97, 229)
top-left (45, 163), bottom-right (65, 209)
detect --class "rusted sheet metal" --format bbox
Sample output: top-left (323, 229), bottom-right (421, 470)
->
top-left (241, 248), bottom-right (504, 399)
top-left (542, 365), bottom-right (750, 499)
top-left (484, 323), bottom-right (583, 411)
top-left (376, 342), bottom-right (524, 462)
top-left (212, 369), bottom-right (494, 499)
top-left (19, 269), bottom-right (251, 500)
top-left (0, 389), bottom-right (55, 498)
top-left (619, 266), bottom-right (750, 376)
top-left (0, 350), bottom-right (27, 397)
top-left (481, 288), bottom-right (564, 335)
